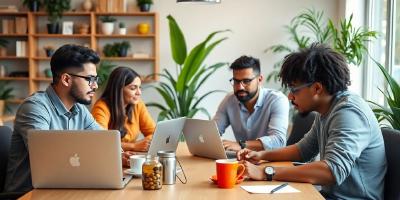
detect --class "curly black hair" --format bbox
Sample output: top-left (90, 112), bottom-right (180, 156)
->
top-left (279, 43), bottom-right (350, 95)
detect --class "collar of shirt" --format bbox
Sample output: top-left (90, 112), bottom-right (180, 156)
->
top-left (46, 86), bottom-right (80, 117)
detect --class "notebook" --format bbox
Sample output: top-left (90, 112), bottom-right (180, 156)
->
top-left (182, 119), bottom-right (237, 159)
top-left (28, 130), bottom-right (132, 189)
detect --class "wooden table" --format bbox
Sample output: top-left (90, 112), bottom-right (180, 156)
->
top-left (19, 143), bottom-right (324, 200)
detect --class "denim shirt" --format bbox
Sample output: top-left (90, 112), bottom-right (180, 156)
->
top-left (213, 88), bottom-right (289, 149)
top-left (4, 86), bottom-right (101, 192)
top-left (297, 91), bottom-right (387, 200)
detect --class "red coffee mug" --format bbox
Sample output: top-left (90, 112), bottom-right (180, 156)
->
top-left (216, 159), bottom-right (245, 189)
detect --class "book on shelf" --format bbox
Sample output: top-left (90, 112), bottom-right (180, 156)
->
top-left (1, 19), bottom-right (15, 34)
top-left (15, 17), bottom-right (27, 34)
top-left (16, 41), bottom-right (27, 57)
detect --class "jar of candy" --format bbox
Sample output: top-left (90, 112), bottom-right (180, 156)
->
top-left (142, 155), bottom-right (163, 190)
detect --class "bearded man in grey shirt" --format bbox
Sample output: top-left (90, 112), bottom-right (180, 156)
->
top-left (238, 43), bottom-right (387, 200)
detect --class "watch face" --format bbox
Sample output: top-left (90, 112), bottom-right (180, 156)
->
top-left (265, 167), bottom-right (274, 174)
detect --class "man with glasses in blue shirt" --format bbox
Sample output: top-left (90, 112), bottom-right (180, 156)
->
top-left (238, 44), bottom-right (387, 200)
top-left (213, 56), bottom-right (289, 152)
top-left (4, 44), bottom-right (103, 193)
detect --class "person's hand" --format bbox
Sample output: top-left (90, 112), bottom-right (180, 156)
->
top-left (222, 140), bottom-right (241, 152)
top-left (237, 148), bottom-right (263, 164)
top-left (133, 138), bottom-right (151, 152)
top-left (243, 161), bottom-right (266, 181)
top-left (122, 151), bottom-right (135, 167)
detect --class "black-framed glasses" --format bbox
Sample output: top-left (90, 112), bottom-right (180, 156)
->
top-left (68, 73), bottom-right (100, 86)
top-left (288, 82), bottom-right (314, 94)
top-left (229, 76), bottom-right (258, 87)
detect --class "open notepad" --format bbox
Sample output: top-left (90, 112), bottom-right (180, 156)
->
top-left (241, 185), bottom-right (301, 194)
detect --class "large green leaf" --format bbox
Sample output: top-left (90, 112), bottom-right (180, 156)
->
top-left (167, 15), bottom-right (187, 65)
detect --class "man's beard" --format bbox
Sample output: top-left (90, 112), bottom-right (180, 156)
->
top-left (70, 84), bottom-right (95, 105)
top-left (234, 87), bottom-right (258, 103)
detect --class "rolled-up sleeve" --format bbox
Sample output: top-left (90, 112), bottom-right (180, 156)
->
top-left (258, 95), bottom-right (289, 149)
top-left (323, 107), bottom-right (371, 185)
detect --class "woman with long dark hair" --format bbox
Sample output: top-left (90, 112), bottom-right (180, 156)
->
top-left (92, 66), bottom-right (155, 152)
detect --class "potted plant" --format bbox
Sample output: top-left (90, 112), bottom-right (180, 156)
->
top-left (118, 41), bottom-right (131, 57)
top-left (97, 61), bottom-right (117, 90)
top-left (22, 0), bottom-right (42, 12)
top-left (100, 16), bottom-right (116, 35)
top-left (264, 9), bottom-right (378, 85)
top-left (43, 0), bottom-right (71, 34)
top-left (146, 15), bottom-right (229, 121)
top-left (137, 0), bottom-right (153, 12)
top-left (0, 82), bottom-right (14, 116)
top-left (118, 22), bottom-right (127, 35)
top-left (369, 61), bottom-right (400, 130)
top-left (103, 43), bottom-right (118, 57)
top-left (43, 46), bottom-right (55, 57)
top-left (0, 39), bottom-right (8, 56)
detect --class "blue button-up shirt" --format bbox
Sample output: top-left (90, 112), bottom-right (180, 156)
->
top-left (4, 86), bottom-right (101, 193)
top-left (213, 88), bottom-right (289, 149)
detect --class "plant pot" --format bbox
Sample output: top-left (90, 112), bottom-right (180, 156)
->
top-left (101, 22), bottom-right (114, 35)
top-left (82, 0), bottom-right (93, 12)
top-left (78, 24), bottom-right (90, 34)
top-left (47, 23), bottom-right (59, 34)
top-left (29, 1), bottom-right (40, 12)
top-left (137, 23), bottom-right (150, 34)
top-left (119, 27), bottom-right (127, 35)
top-left (139, 4), bottom-right (151, 12)
top-left (118, 47), bottom-right (128, 57)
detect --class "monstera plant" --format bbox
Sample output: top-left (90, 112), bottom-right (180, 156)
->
top-left (146, 15), bottom-right (229, 121)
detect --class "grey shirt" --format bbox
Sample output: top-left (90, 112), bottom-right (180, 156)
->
top-left (297, 91), bottom-right (387, 200)
top-left (213, 88), bottom-right (289, 149)
top-left (4, 86), bottom-right (101, 192)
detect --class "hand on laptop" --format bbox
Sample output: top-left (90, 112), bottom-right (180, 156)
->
top-left (133, 138), bottom-right (152, 152)
top-left (222, 140), bottom-right (241, 152)
top-left (237, 148), bottom-right (262, 164)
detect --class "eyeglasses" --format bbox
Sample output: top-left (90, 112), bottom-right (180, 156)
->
top-left (288, 82), bottom-right (314, 94)
top-left (68, 73), bottom-right (100, 86)
top-left (229, 76), bottom-right (258, 87)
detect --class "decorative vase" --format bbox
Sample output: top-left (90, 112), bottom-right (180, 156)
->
top-left (82, 0), bottom-right (93, 12)
top-left (79, 24), bottom-right (90, 34)
top-left (118, 47), bottom-right (128, 57)
top-left (101, 22), bottom-right (114, 35)
top-left (137, 23), bottom-right (150, 34)
top-left (47, 23), bottom-right (59, 34)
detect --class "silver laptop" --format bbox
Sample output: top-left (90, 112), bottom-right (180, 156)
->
top-left (28, 130), bottom-right (132, 189)
top-left (183, 119), bottom-right (236, 159)
top-left (147, 117), bottom-right (187, 156)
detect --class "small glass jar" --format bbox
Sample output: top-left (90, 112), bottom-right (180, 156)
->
top-left (142, 155), bottom-right (163, 190)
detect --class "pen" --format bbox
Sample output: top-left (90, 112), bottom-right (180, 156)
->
top-left (270, 182), bottom-right (289, 194)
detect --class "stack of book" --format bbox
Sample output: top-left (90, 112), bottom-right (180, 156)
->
top-left (2, 17), bottom-right (27, 34)
top-left (0, 5), bottom-right (18, 12)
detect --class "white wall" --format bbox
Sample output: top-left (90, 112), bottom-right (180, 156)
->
top-left (144, 0), bottom-right (340, 120)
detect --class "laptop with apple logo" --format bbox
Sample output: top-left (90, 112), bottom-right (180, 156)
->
top-left (182, 119), bottom-right (236, 159)
top-left (27, 130), bottom-right (132, 189)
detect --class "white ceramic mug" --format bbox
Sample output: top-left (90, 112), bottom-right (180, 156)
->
top-left (129, 155), bottom-right (146, 174)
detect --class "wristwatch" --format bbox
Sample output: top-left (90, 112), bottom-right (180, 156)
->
top-left (264, 166), bottom-right (275, 181)
top-left (238, 140), bottom-right (246, 149)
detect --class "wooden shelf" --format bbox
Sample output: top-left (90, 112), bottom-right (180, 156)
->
top-left (101, 57), bottom-right (155, 61)
top-left (33, 77), bottom-right (52, 82)
top-left (0, 77), bottom-right (29, 81)
top-left (0, 56), bottom-right (28, 60)
top-left (0, 115), bottom-right (15, 124)
top-left (95, 12), bottom-right (156, 16)
top-left (32, 12), bottom-right (91, 16)
top-left (0, 34), bottom-right (28, 37)
top-left (32, 57), bottom-right (51, 61)
top-left (0, 12), bottom-right (28, 16)
top-left (95, 34), bottom-right (155, 38)
top-left (32, 34), bottom-right (91, 38)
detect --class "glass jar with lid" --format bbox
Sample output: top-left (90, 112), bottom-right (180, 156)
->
top-left (142, 155), bottom-right (163, 190)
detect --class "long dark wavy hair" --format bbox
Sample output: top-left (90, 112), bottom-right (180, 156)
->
top-left (100, 67), bottom-right (140, 138)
